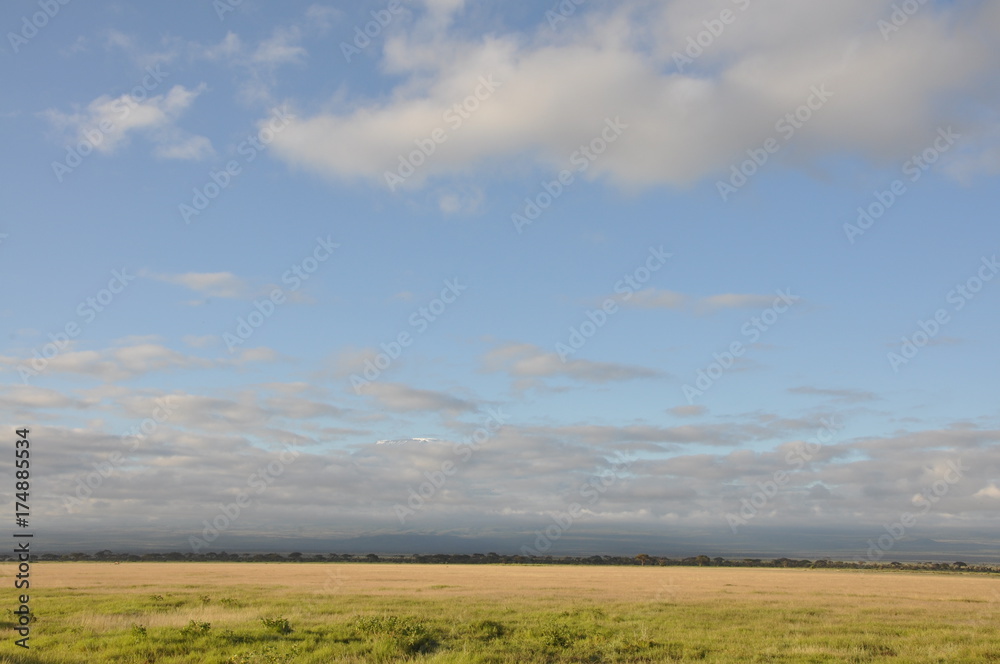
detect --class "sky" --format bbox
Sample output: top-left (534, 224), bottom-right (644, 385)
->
top-left (2, 0), bottom-right (999, 560)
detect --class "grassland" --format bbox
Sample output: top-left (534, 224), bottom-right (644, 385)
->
top-left (1, 562), bottom-right (999, 663)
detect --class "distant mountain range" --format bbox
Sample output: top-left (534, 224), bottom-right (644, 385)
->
top-left (375, 437), bottom-right (442, 445)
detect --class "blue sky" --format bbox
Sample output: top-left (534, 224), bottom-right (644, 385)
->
top-left (2, 0), bottom-right (1000, 558)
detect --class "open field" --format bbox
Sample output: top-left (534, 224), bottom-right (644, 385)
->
top-left (2, 563), bottom-right (1000, 663)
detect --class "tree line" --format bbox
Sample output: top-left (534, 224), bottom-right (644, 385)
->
top-left (3, 550), bottom-right (994, 572)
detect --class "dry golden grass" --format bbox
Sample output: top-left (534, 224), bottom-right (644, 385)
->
top-left (33, 561), bottom-right (1000, 605)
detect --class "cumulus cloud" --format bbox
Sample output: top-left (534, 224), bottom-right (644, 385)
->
top-left (267, 0), bottom-right (1000, 190)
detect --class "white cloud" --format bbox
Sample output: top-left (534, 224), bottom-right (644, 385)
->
top-left (482, 342), bottom-right (662, 385)
top-left (143, 270), bottom-right (252, 299)
top-left (669, 405), bottom-right (706, 418)
top-left (42, 84), bottom-right (212, 160)
top-left (696, 293), bottom-right (780, 311)
top-left (182, 335), bottom-right (218, 349)
top-left (438, 186), bottom-right (485, 215)
top-left (252, 27), bottom-right (307, 66)
top-left (154, 134), bottom-right (214, 160)
top-left (621, 289), bottom-right (687, 310)
top-left (974, 484), bottom-right (1000, 499)
top-left (788, 386), bottom-right (878, 404)
top-left (615, 288), bottom-right (802, 314)
top-left (268, 0), bottom-right (1000, 189)
top-left (360, 382), bottom-right (476, 414)
top-left (0, 341), bottom-right (275, 383)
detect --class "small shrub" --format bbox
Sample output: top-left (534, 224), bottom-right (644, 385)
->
top-left (220, 629), bottom-right (255, 645)
top-left (220, 597), bottom-right (241, 608)
top-left (353, 615), bottom-right (435, 654)
top-left (5, 609), bottom-right (36, 623)
top-left (260, 616), bottom-right (292, 634)
top-left (200, 595), bottom-right (212, 604)
top-left (470, 619), bottom-right (506, 641)
top-left (149, 594), bottom-right (164, 601)
top-left (226, 645), bottom-right (300, 664)
top-left (179, 620), bottom-right (211, 636)
top-left (130, 623), bottom-right (148, 639)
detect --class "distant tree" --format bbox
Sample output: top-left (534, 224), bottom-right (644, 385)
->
top-left (635, 554), bottom-right (651, 566)
top-left (365, 554), bottom-right (380, 562)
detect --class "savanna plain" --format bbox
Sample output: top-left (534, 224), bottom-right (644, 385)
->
top-left (2, 562), bottom-right (999, 663)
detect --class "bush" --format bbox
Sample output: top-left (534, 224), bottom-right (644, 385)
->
top-left (260, 616), bottom-right (292, 634)
top-left (179, 620), bottom-right (211, 636)
top-left (130, 623), bottom-right (147, 639)
top-left (470, 619), bottom-right (507, 641)
top-left (353, 615), bottom-right (436, 654)
top-left (226, 645), bottom-right (300, 664)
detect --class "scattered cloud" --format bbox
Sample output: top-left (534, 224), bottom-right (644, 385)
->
top-left (142, 270), bottom-right (252, 300)
top-left (788, 386), bottom-right (879, 404)
top-left (252, 27), bottom-right (307, 66)
top-left (669, 405), bottom-right (706, 418)
top-left (359, 382), bottom-right (476, 414)
top-left (614, 289), bottom-right (802, 315)
top-left (482, 342), bottom-right (663, 385)
top-left (42, 83), bottom-right (212, 160)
